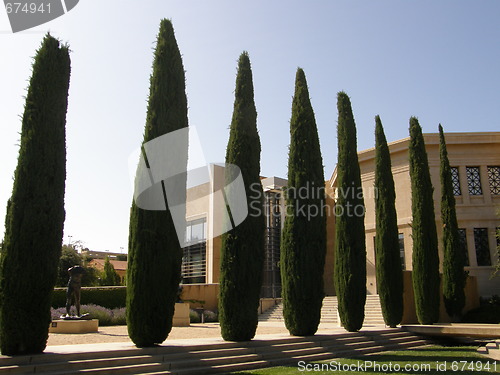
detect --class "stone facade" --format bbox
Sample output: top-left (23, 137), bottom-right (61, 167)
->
top-left (182, 132), bottom-right (499, 301)
top-left (329, 131), bottom-right (500, 297)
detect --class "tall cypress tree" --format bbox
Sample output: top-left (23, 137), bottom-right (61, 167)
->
top-left (281, 68), bottom-right (326, 336)
top-left (374, 115), bottom-right (403, 328)
top-left (0, 34), bottom-right (70, 355)
top-left (408, 117), bottom-right (440, 325)
top-left (127, 19), bottom-right (188, 347)
top-left (334, 92), bottom-right (366, 332)
top-left (439, 124), bottom-right (466, 320)
top-left (219, 52), bottom-right (265, 341)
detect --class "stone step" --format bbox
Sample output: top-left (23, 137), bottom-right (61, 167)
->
top-left (33, 355), bottom-right (161, 373)
top-left (259, 295), bottom-right (386, 325)
top-left (170, 353), bottom-right (262, 370)
top-left (478, 340), bottom-right (500, 360)
top-left (0, 330), bottom-right (431, 375)
top-left (172, 359), bottom-right (270, 375)
top-left (56, 362), bottom-right (170, 375)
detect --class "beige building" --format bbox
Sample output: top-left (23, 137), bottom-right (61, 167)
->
top-left (81, 249), bottom-right (126, 261)
top-left (88, 258), bottom-right (127, 284)
top-left (182, 132), bottom-right (500, 302)
top-left (329, 131), bottom-right (500, 297)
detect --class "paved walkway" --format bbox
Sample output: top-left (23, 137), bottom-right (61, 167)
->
top-left (46, 322), bottom-right (500, 362)
top-left (47, 322), bottom-right (287, 347)
top-left (46, 322), bottom-right (390, 351)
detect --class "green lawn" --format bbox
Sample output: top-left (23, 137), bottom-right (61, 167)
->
top-left (229, 346), bottom-right (498, 375)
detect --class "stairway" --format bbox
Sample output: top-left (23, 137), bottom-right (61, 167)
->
top-left (477, 340), bottom-right (500, 360)
top-left (0, 330), bottom-right (430, 374)
top-left (259, 295), bottom-right (386, 326)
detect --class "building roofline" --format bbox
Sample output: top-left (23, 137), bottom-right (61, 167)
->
top-left (328, 131), bottom-right (500, 184)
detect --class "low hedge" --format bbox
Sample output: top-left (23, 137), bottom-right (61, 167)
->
top-left (461, 305), bottom-right (500, 324)
top-left (52, 286), bottom-right (126, 309)
top-left (461, 296), bottom-right (500, 324)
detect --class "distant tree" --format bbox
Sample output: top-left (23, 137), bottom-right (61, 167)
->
top-left (56, 245), bottom-right (101, 287)
top-left (280, 68), bottom-right (326, 336)
top-left (334, 92), bottom-right (366, 332)
top-left (374, 115), bottom-right (403, 328)
top-left (101, 257), bottom-right (121, 286)
top-left (219, 52), bottom-right (265, 341)
top-left (81, 266), bottom-right (101, 287)
top-left (127, 19), bottom-right (188, 347)
top-left (0, 34), bottom-right (70, 355)
top-left (56, 245), bottom-right (82, 286)
top-left (408, 117), bottom-right (440, 324)
top-left (116, 254), bottom-right (128, 261)
top-left (439, 124), bottom-right (467, 320)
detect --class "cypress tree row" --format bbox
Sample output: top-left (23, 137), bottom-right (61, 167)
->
top-left (127, 19), bottom-right (188, 347)
top-left (219, 52), bottom-right (265, 341)
top-left (408, 117), bottom-right (440, 325)
top-left (0, 34), bottom-right (70, 355)
top-left (281, 68), bottom-right (326, 336)
top-left (439, 124), bottom-right (466, 320)
top-left (334, 92), bottom-right (366, 332)
top-left (374, 115), bottom-right (403, 328)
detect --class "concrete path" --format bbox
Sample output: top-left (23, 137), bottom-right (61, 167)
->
top-left (46, 321), bottom-right (391, 351)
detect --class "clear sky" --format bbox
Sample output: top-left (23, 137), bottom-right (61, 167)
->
top-left (1, 1), bottom-right (499, 252)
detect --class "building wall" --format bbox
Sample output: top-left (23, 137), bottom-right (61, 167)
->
top-left (324, 184), bottom-right (336, 295)
top-left (186, 132), bottom-right (499, 300)
top-left (356, 132), bottom-right (500, 297)
top-left (184, 164), bottom-right (226, 285)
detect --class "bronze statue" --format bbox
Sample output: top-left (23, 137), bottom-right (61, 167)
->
top-left (65, 265), bottom-right (85, 317)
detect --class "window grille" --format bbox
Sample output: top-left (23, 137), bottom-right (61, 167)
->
top-left (466, 167), bottom-right (482, 195)
top-left (398, 233), bottom-right (406, 270)
top-left (487, 166), bottom-right (500, 195)
top-left (473, 228), bottom-right (491, 266)
top-left (458, 228), bottom-right (469, 266)
top-left (451, 167), bottom-right (461, 196)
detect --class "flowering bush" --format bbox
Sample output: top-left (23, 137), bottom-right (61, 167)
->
top-left (203, 310), bottom-right (218, 322)
top-left (51, 304), bottom-right (127, 326)
top-left (111, 307), bottom-right (126, 325)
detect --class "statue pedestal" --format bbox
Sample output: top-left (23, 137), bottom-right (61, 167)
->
top-left (49, 319), bottom-right (99, 334)
top-left (173, 303), bottom-right (190, 327)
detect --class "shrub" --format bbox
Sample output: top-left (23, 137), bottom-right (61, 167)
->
top-left (51, 307), bottom-right (67, 321)
top-left (79, 304), bottom-right (113, 326)
top-left (190, 309), bottom-right (201, 323)
top-left (50, 304), bottom-right (127, 326)
top-left (127, 18), bottom-right (187, 348)
top-left (486, 295), bottom-right (500, 306)
top-left (461, 305), bottom-right (500, 324)
top-left (101, 257), bottom-right (121, 286)
top-left (374, 116), bottom-right (403, 328)
top-left (280, 68), bottom-right (326, 336)
top-left (334, 92), bottom-right (366, 332)
top-left (409, 117), bottom-right (440, 324)
top-left (218, 51), bottom-right (265, 342)
top-left (439, 125), bottom-right (466, 320)
top-left (52, 287), bottom-right (126, 309)
top-left (203, 310), bottom-right (218, 323)
top-left (111, 307), bottom-right (126, 325)
top-left (0, 34), bottom-right (70, 355)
